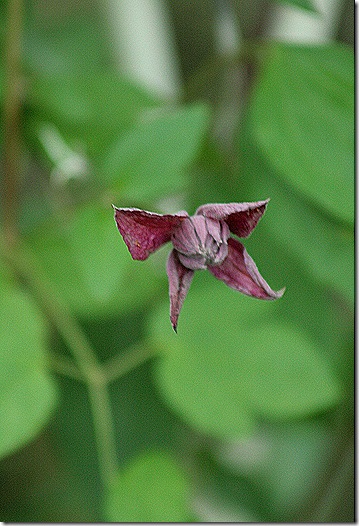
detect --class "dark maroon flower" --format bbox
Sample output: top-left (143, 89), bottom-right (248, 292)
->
top-left (114, 200), bottom-right (284, 331)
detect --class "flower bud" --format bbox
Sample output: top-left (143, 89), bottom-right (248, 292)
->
top-left (171, 215), bottom-right (230, 270)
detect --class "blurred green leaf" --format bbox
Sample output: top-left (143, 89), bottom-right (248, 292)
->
top-left (69, 204), bottom-right (127, 302)
top-left (0, 286), bottom-right (57, 459)
top-left (274, 0), bottom-right (318, 12)
top-left (237, 123), bottom-right (353, 305)
top-left (101, 103), bottom-right (210, 201)
top-left (24, 203), bottom-right (162, 318)
top-left (105, 451), bottom-right (192, 522)
top-left (150, 276), bottom-right (341, 438)
top-left (25, 4), bottom-right (110, 76)
top-left (27, 74), bottom-right (159, 158)
top-left (250, 43), bottom-right (354, 225)
top-left (262, 178), bottom-right (353, 305)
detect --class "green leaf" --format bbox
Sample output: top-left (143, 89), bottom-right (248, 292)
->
top-left (250, 43), bottom-right (354, 225)
top-left (24, 203), bottom-right (163, 318)
top-left (0, 287), bottom-right (57, 459)
top-left (149, 276), bottom-right (341, 438)
top-left (274, 0), bottom-right (318, 12)
top-left (101, 103), bottom-right (210, 201)
top-left (263, 179), bottom-right (353, 305)
top-left (27, 74), bottom-right (159, 158)
top-left (105, 451), bottom-right (192, 522)
top-left (237, 122), bottom-right (353, 305)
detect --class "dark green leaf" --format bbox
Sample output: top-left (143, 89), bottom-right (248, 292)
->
top-left (250, 43), bottom-right (354, 225)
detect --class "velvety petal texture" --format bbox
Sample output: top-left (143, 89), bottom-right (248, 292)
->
top-left (114, 207), bottom-right (188, 260)
top-left (208, 238), bottom-right (285, 300)
top-left (195, 200), bottom-right (269, 238)
top-left (167, 250), bottom-right (194, 332)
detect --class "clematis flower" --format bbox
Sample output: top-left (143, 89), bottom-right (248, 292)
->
top-left (114, 200), bottom-right (284, 331)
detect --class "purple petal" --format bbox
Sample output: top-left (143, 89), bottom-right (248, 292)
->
top-left (167, 249), bottom-right (194, 332)
top-left (208, 238), bottom-right (285, 300)
top-left (114, 206), bottom-right (188, 260)
top-left (195, 200), bottom-right (269, 238)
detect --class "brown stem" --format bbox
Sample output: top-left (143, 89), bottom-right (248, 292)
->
top-left (3, 0), bottom-right (24, 247)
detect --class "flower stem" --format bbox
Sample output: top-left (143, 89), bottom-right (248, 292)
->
top-left (104, 344), bottom-right (157, 384)
top-left (48, 354), bottom-right (83, 382)
top-left (3, 0), bottom-right (24, 247)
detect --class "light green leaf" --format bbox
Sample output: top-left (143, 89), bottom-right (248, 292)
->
top-left (101, 103), bottom-right (210, 201)
top-left (0, 287), bottom-right (57, 459)
top-left (274, 0), bottom-right (318, 12)
top-left (27, 74), bottom-right (159, 158)
top-left (24, 203), bottom-right (163, 318)
top-left (105, 451), bottom-right (192, 522)
top-left (250, 43), bottom-right (354, 225)
top-left (150, 277), bottom-right (341, 438)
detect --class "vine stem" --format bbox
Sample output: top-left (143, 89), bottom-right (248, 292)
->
top-left (3, 241), bottom-right (119, 489)
top-left (3, 0), bottom-right (23, 247)
top-left (104, 343), bottom-right (157, 383)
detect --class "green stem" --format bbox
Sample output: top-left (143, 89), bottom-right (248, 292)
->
top-left (3, 0), bottom-right (24, 247)
top-left (104, 344), bottom-right (157, 384)
top-left (3, 241), bottom-right (118, 488)
top-left (48, 354), bottom-right (83, 382)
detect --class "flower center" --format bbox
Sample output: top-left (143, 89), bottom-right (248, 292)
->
top-left (171, 215), bottom-right (230, 270)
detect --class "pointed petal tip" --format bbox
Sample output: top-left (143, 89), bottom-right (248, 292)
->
top-left (170, 313), bottom-right (178, 332)
top-left (208, 238), bottom-right (285, 301)
top-left (275, 286), bottom-right (286, 299)
top-left (167, 250), bottom-right (194, 332)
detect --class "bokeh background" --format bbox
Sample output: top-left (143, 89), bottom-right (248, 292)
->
top-left (0, 0), bottom-right (354, 522)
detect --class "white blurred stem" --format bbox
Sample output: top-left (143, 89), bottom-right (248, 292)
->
top-left (103, 0), bottom-right (180, 98)
top-left (266, 0), bottom-right (343, 42)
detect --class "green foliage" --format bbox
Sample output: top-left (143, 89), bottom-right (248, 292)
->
top-left (250, 43), bottom-right (354, 225)
top-left (27, 74), bottom-right (159, 159)
top-left (238, 122), bottom-right (353, 305)
top-left (105, 451), bottom-right (192, 522)
top-left (24, 203), bottom-right (162, 318)
top-left (0, 284), bottom-right (57, 458)
top-left (150, 276), bottom-right (341, 438)
top-left (0, 2), bottom-right (353, 523)
top-left (101, 103), bottom-right (211, 201)
top-left (274, 0), bottom-right (318, 12)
